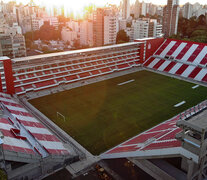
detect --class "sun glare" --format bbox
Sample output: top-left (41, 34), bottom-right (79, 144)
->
top-left (3, 0), bottom-right (206, 18)
top-left (38, 0), bottom-right (115, 19)
top-left (2, 0), bottom-right (207, 8)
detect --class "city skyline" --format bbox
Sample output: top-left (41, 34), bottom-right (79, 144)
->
top-left (1, 0), bottom-right (207, 6)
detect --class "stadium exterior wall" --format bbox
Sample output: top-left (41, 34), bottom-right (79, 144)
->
top-left (0, 57), bottom-right (15, 94)
top-left (3, 58), bottom-right (15, 94)
top-left (135, 37), bottom-right (165, 62)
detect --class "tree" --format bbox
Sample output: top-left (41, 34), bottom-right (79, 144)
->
top-left (191, 29), bottom-right (207, 37)
top-left (127, 22), bottom-right (131, 28)
top-left (0, 169), bottom-right (7, 180)
top-left (177, 17), bottom-right (189, 38)
top-left (24, 21), bottom-right (61, 48)
top-left (37, 21), bottom-right (59, 41)
top-left (173, 15), bottom-right (207, 43)
top-left (169, 34), bottom-right (181, 40)
top-left (197, 15), bottom-right (207, 26)
top-left (73, 39), bottom-right (80, 49)
top-left (149, 14), bottom-right (159, 19)
top-left (116, 30), bottom-right (130, 44)
top-left (139, 15), bottom-right (145, 18)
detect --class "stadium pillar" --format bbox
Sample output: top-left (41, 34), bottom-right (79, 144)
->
top-left (139, 43), bottom-right (145, 63)
top-left (0, 57), bottom-right (15, 95)
top-left (0, 73), bottom-right (2, 93)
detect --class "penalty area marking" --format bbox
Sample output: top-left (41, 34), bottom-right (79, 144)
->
top-left (192, 85), bottom-right (199, 89)
top-left (57, 112), bottom-right (66, 122)
top-left (118, 79), bottom-right (135, 86)
top-left (174, 101), bottom-right (186, 107)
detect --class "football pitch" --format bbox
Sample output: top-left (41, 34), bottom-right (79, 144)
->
top-left (29, 70), bottom-right (207, 155)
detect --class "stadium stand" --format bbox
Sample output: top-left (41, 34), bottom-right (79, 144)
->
top-left (11, 43), bottom-right (142, 95)
top-left (0, 92), bottom-right (77, 179)
top-left (101, 100), bottom-right (207, 159)
top-left (144, 39), bottom-right (207, 84)
top-left (0, 41), bottom-right (147, 180)
top-left (1, 37), bottom-right (207, 179)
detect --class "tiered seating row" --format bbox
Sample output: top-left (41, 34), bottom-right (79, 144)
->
top-left (14, 49), bottom-right (139, 74)
top-left (0, 92), bottom-right (70, 156)
top-left (144, 57), bottom-right (207, 83)
top-left (106, 145), bottom-right (140, 154)
top-left (13, 53), bottom-right (141, 94)
top-left (14, 52), bottom-right (139, 78)
top-left (104, 98), bottom-right (207, 157)
top-left (105, 113), bottom-right (182, 156)
top-left (154, 39), bottom-right (207, 66)
top-left (142, 140), bottom-right (181, 151)
top-left (0, 118), bottom-right (35, 155)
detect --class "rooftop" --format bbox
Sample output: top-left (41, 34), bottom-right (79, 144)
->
top-left (12, 42), bottom-right (142, 62)
top-left (177, 107), bottom-right (207, 133)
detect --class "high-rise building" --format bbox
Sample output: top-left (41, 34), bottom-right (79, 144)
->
top-left (61, 26), bottom-right (78, 44)
top-left (119, 19), bottom-right (127, 31)
top-left (133, 18), bottom-right (163, 39)
top-left (133, 19), bottom-right (148, 39)
top-left (31, 17), bottom-right (44, 31)
top-left (12, 34), bottom-right (27, 57)
top-left (0, 32), bottom-right (26, 58)
top-left (66, 21), bottom-right (79, 32)
top-left (122, 0), bottom-right (130, 19)
top-left (163, 0), bottom-right (179, 37)
top-left (104, 10), bottom-right (117, 45)
top-left (148, 3), bottom-right (157, 16)
top-left (93, 8), bottom-right (104, 47)
top-left (183, 3), bottom-right (193, 19)
top-left (43, 17), bottom-right (59, 30)
top-left (192, 4), bottom-right (206, 18)
top-left (93, 8), bottom-right (118, 46)
top-left (148, 19), bottom-right (163, 37)
top-left (134, 0), bottom-right (140, 19)
top-left (80, 20), bottom-right (93, 47)
top-left (0, 18), bottom-right (26, 58)
top-left (0, 43), bottom-right (2, 56)
top-left (140, 1), bottom-right (147, 17)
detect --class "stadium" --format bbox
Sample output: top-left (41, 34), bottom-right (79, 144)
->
top-left (0, 37), bottom-right (207, 179)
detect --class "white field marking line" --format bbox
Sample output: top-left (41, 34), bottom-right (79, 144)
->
top-left (174, 101), bottom-right (186, 107)
top-left (118, 79), bottom-right (135, 86)
top-left (192, 85), bottom-right (199, 89)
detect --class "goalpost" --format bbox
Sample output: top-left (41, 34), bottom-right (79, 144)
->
top-left (57, 112), bottom-right (66, 122)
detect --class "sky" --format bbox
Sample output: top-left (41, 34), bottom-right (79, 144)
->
top-left (1, 0), bottom-right (206, 6)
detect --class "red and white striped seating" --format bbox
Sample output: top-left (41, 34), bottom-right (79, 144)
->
top-left (144, 58), bottom-right (207, 83)
top-left (0, 92), bottom-right (70, 156)
top-left (13, 50), bottom-right (141, 95)
top-left (154, 39), bottom-right (207, 65)
top-left (101, 114), bottom-right (182, 159)
top-left (101, 101), bottom-right (207, 159)
top-left (144, 39), bottom-right (207, 83)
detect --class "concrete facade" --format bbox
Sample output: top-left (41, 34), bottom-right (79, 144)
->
top-left (163, 0), bottom-right (179, 37)
top-left (122, 0), bottom-right (130, 19)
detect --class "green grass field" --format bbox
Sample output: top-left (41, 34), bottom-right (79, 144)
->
top-left (29, 70), bottom-right (207, 155)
